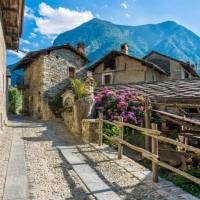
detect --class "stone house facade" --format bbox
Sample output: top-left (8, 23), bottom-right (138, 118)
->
top-left (143, 51), bottom-right (199, 80)
top-left (89, 44), bottom-right (168, 86)
top-left (0, 0), bottom-right (24, 132)
top-left (90, 45), bottom-right (199, 86)
top-left (13, 44), bottom-right (88, 120)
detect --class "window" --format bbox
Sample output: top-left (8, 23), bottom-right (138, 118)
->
top-left (69, 67), bottom-right (75, 78)
top-left (104, 57), bottom-right (116, 70)
top-left (102, 73), bottom-right (113, 85)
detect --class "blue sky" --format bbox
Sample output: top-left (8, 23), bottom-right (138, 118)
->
top-left (7, 0), bottom-right (200, 65)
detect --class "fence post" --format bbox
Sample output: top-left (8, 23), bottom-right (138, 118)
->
top-left (118, 117), bottom-right (124, 159)
top-left (151, 123), bottom-right (159, 183)
top-left (144, 96), bottom-right (151, 151)
top-left (98, 112), bottom-right (103, 146)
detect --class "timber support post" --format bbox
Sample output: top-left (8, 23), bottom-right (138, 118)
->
top-left (118, 116), bottom-right (124, 159)
top-left (151, 123), bottom-right (159, 183)
top-left (98, 112), bottom-right (103, 146)
top-left (144, 96), bottom-right (151, 151)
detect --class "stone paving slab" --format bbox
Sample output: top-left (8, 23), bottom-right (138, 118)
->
top-left (3, 127), bottom-right (29, 200)
top-left (60, 146), bottom-right (121, 200)
top-left (46, 128), bottom-right (121, 200)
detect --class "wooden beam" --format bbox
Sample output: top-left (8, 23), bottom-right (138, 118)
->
top-left (144, 96), bottom-right (151, 151)
top-left (151, 123), bottom-right (159, 183)
top-left (118, 117), bottom-right (124, 159)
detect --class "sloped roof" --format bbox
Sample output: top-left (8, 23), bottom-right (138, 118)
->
top-left (13, 44), bottom-right (88, 71)
top-left (89, 50), bottom-right (169, 75)
top-left (96, 78), bottom-right (200, 104)
top-left (0, 0), bottom-right (24, 50)
top-left (143, 51), bottom-right (199, 77)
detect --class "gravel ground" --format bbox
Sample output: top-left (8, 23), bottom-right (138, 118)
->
top-left (0, 126), bottom-right (13, 199)
top-left (76, 144), bottom-right (167, 200)
top-left (22, 123), bottom-right (95, 200)
top-left (2, 118), bottom-right (196, 200)
top-left (50, 120), bottom-right (167, 200)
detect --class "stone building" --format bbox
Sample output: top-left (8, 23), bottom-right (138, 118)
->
top-left (143, 51), bottom-right (199, 80)
top-left (89, 44), bottom-right (168, 86)
top-left (0, 0), bottom-right (24, 132)
top-left (90, 44), bottom-right (199, 86)
top-left (13, 44), bottom-right (88, 120)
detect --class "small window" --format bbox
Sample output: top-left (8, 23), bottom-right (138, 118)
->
top-left (102, 73), bottom-right (113, 85)
top-left (69, 67), bottom-right (75, 78)
top-left (104, 57), bottom-right (116, 70)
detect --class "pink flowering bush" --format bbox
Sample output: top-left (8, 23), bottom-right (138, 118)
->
top-left (95, 88), bottom-right (144, 126)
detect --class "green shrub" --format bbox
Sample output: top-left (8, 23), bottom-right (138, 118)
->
top-left (71, 79), bottom-right (89, 99)
top-left (8, 87), bottom-right (23, 114)
top-left (103, 123), bottom-right (119, 148)
top-left (160, 169), bottom-right (200, 198)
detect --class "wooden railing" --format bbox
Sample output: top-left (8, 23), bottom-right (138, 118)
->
top-left (97, 113), bottom-right (200, 185)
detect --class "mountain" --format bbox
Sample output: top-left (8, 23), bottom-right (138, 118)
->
top-left (54, 18), bottom-right (200, 72)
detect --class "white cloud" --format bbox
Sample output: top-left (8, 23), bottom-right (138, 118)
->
top-left (24, 6), bottom-right (36, 20)
top-left (22, 48), bottom-right (30, 53)
top-left (30, 32), bottom-right (37, 38)
top-left (34, 2), bottom-right (94, 35)
top-left (95, 14), bottom-right (101, 18)
top-left (125, 13), bottom-right (131, 18)
top-left (20, 39), bottom-right (30, 45)
top-left (121, 2), bottom-right (128, 9)
top-left (7, 50), bottom-right (26, 58)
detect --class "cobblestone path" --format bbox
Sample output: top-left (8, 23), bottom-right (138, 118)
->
top-left (0, 116), bottom-right (198, 200)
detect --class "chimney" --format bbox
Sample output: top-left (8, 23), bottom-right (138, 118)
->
top-left (77, 42), bottom-right (85, 55)
top-left (121, 43), bottom-right (129, 55)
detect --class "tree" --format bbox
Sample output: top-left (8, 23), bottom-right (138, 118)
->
top-left (8, 87), bottom-right (23, 114)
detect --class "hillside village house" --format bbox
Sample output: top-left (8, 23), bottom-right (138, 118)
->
top-left (0, 0), bottom-right (24, 132)
top-left (90, 44), bottom-right (198, 86)
top-left (13, 43), bottom-right (88, 120)
top-left (143, 51), bottom-right (199, 80)
top-left (90, 44), bottom-right (169, 86)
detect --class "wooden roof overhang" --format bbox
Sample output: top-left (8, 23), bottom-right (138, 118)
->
top-left (0, 0), bottom-right (24, 50)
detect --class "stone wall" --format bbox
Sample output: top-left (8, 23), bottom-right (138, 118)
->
top-left (0, 12), bottom-right (7, 132)
top-left (93, 55), bottom-right (167, 86)
top-left (43, 49), bottom-right (85, 101)
top-left (144, 52), bottom-right (193, 80)
top-left (62, 76), bottom-right (97, 141)
top-left (23, 48), bottom-right (85, 120)
top-left (82, 119), bottom-right (99, 143)
top-left (62, 93), bottom-right (95, 135)
top-left (23, 56), bottom-right (47, 119)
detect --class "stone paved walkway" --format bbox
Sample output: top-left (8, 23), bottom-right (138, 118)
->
top-left (0, 116), bottom-right (198, 200)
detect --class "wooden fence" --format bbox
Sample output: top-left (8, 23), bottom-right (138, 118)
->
top-left (97, 113), bottom-right (200, 185)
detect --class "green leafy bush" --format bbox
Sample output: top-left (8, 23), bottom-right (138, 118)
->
top-left (8, 87), bottom-right (23, 114)
top-left (160, 169), bottom-right (200, 198)
top-left (71, 79), bottom-right (89, 99)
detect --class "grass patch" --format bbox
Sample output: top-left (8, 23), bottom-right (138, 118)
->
top-left (159, 168), bottom-right (200, 198)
